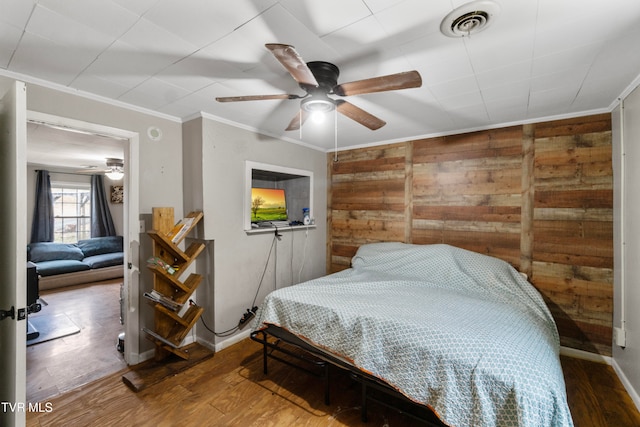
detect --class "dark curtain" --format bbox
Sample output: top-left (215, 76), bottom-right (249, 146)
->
top-left (30, 170), bottom-right (54, 243)
top-left (91, 174), bottom-right (116, 237)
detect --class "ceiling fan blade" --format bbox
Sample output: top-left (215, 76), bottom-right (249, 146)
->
top-left (265, 43), bottom-right (319, 88)
top-left (334, 70), bottom-right (422, 96)
top-left (336, 100), bottom-right (386, 130)
top-left (216, 94), bottom-right (300, 102)
top-left (285, 109), bottom-right (309, 131)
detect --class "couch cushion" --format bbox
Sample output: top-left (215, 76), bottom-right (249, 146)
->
top-left (34, 260), bottom-right (91, 276)
top-left (28, 242), bottom-right (85, 263)
top-left (77, 236), bottom-right (123, 258)
top-left (82, 252), bottom-right (124, 269)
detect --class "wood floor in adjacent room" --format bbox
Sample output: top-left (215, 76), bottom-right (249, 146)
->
top-left (26, 280), bottom-right (126, 404)
top-left (27, 332), bottom-right (640, 427)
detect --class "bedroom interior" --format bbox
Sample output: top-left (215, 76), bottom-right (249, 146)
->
top-left (2, 0), bottom-right (640, 426)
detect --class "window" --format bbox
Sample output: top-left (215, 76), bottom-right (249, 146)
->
top-left (52, 184), bottom-right (91, 243)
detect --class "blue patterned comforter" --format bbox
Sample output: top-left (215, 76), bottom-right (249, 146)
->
top-left (253, 242), bottom-right (574, 427)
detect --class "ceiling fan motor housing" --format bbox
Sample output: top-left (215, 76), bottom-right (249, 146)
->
top-left (305, 61), bottom-right (340, 93)
top-left (300, 61), bottom-right (341, 113)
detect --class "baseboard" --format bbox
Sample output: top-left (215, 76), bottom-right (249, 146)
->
top-left (125, 348), bottom-right (153, 365)
top-left (214, 329), bottom-right (252, 352)
top-left (196, 336), bottom-right (215, 352)
top-left (612, 359), bottom-right (640, 412)
top-left (133, 330), bottom-right (250, 361)
top-left (559, 346), bottom-right (612, 364)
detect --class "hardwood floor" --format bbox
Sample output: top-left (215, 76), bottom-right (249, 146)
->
top-left (26, 280), bottom-right (126, 403)
top-left (27, 334), bottom-right (640, 426)
top-left (561, 356), bottom-right (640, 427)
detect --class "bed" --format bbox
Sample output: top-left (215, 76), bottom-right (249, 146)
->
top-left (251, 242), bottom-right (574, 427)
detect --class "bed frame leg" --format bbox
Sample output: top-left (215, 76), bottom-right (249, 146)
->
top-left (261, 331), bottom-right (268, 374)
top-left (324, 363), bottom-right (330, 405)
top-left (252, 329), bottom-right (332, 406)
top-left (361, 381), bottom-right (368, 422)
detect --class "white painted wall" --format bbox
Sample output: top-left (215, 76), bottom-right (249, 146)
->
top-left (182, 116), bottom-right (327, 349)
top-left (613, 84), bottom-right (640, 409)
top-left (14, 77), bottom-right (184, 358)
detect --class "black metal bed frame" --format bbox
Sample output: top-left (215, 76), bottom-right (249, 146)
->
top-left (250, 326), bottom-right (446, 426)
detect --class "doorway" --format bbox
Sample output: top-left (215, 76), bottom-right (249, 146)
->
top-left (24, 111), bottom-right (141, 400)
top-left (26, 280), bottom-right (125, 402)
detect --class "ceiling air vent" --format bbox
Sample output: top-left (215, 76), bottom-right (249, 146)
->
top-left (440, 0), bottom-right (501, 38)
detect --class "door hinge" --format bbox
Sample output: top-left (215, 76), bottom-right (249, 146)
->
top-left (0, 306), bottom-right (15, 321)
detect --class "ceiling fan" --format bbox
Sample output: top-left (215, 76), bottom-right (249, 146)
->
top-left (76, 158), bottom-right (124, 180)
top-left (216, 43), bottom-right (422, 131)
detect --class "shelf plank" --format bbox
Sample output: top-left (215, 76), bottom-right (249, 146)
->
top-left (166, 304), bottom-right (204, 345)
top-left (173, 274), bottom-right (203, 304)
top-left (147, 235), bottom-right (205, 280)
top-left (147, 264), bottom-right (191, 293)
top-left (184, 242), bottom-right (205, 261)
top-left (142, 327), bottom-right (180, 348)
top-left (171, 211), bottom-right (204, 245)
top-left (148, 231), bottom-right (189, 262)
top-left (146, 268), bottom-right (202, 304)
top-left (155, 305), bottom-right (189, 326)
top-left (143, 292), bottom-right (182, 312)
top-left (159, 344), bottom-right (190, 360)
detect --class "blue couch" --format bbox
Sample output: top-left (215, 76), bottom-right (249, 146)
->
top-left (28, 236), bottom-right (124, 290)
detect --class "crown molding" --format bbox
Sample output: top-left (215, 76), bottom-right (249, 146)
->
top-left (0, 69), bottom-right (181, 123)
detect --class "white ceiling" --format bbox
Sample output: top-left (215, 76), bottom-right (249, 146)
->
top-left (26, 122), bottom-right (125, 171)
top-left (4, 0), bottom-right (640, 165)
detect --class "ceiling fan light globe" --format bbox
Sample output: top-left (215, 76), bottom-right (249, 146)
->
top-left (105, 166), bottom-right (124, 180)
top-left (104, 158), bottom-right (124, 180)
top-left (301, 96), bottom-right (335, 114)
top-left (310, 110), bottom-right (326, 124)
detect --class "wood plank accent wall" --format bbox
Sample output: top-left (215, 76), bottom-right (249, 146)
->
top-left (327, 114), bottom-right (613, 356)
top-left (531, 115), bottom-right (613, 356)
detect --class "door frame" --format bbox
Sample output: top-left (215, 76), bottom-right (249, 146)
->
top-left (0, 80), bottom-right (27, 427)
top-left (26, 111), bottom-right (142, 364)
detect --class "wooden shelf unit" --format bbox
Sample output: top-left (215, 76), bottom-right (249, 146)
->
top-left (145, 208), bottom-right (205, 361)
top-left (147, 265), bottom-right (203, 304)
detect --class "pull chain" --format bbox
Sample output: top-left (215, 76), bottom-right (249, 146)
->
top-left (333, 108), bottom-right (338, 162)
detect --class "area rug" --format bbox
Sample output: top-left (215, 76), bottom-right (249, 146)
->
top-left (27, 313), bottom-right (81, 346)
